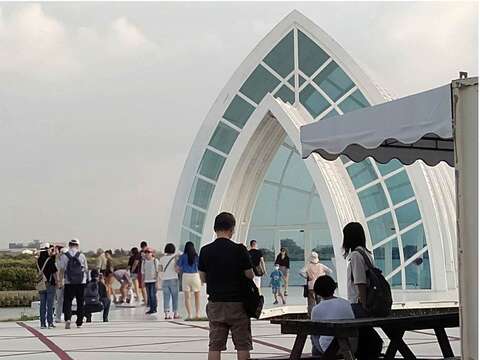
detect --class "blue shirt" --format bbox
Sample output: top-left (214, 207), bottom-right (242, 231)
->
top-left (270, 269), bottom-right (283, 288)
top-left (177, 253), bottom-right (199, 273)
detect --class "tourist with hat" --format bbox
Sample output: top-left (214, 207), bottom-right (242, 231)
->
top-left (57, 238), bottom-right (88, 329)
top-left (300, 251), bottom-right (333, 315)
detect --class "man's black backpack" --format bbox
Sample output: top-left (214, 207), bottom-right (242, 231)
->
top-left (355, 248), bottom-right (392, 317)
top-left (65, 252), bottom-right (84, 284)
top-left (241, 277), bottom-right (264, 319)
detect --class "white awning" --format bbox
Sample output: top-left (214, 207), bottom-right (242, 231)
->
top-left (301, 84), bottom-right (453, 166)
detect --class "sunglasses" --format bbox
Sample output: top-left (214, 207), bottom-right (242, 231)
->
top-left (144, 250), bottom-right (151, 253)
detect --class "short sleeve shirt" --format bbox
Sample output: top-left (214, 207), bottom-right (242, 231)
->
top-left (347, 247), bottom-right (374, 304)
top-left (177, 254), bottom-right (199, 273)
top-left (159, 254), bottom-right (178, 281)
top-left (248, 249), bottom-right (262, 267)
top-left (198, 238), bottom-right (252, 302)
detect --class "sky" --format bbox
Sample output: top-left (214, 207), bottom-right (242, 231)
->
top-left (0, 2), bottom-right (478, 251)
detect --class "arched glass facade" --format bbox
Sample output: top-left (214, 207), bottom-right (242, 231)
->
top-left (247, 139), bottom-right (333, 286)
top-left (179, 24), bottom-right (432, 289)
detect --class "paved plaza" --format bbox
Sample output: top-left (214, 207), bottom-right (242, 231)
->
top-left (0, 301), bottom-right (461, 360)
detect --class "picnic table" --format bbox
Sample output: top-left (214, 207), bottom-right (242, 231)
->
top-left (268, 309), bottom-right (459, 360)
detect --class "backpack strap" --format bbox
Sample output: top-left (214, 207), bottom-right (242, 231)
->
top-left (163, 256), bottom-right (175, 273)
top-left (37, 257), bottom-right (50, 273)
top-left (65, 252), bottom-right (72, 260)
top-left (74, 252), bottom-right (80, 259)
top-left (354, 248), bottom-right (374, 270)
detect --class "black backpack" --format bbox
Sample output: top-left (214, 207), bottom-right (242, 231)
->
top-left (355, 248), bottom-right (392, 317)
top-left (65, 252), bottom-right (84, 284)
top-left (241, 277), bottom-right (264, 319)
top-left (84, 281), bottom-right (104, 313)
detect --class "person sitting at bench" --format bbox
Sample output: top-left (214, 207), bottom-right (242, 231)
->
top-left (311, 275), bottom-right (356, 356)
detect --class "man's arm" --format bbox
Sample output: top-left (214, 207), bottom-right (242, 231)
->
top-left (199, 270), bottom-right (207, 284)
top-left (260, 257), bottom-right (267, 274)
top-left (357, 284), bottom-right (368, 309)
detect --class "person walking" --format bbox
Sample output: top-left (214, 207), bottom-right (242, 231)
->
top-left (198, 212), bottom-right (254, 360)
top-left (141, 246), bottom-right (159, 314)
top-left (274, 248), bottom-right (290, 296)
top-left (343, 222), bottom-right (383, 360)
top-left (159, 243), bottom-right (179, 319)
top-left (269, 264), bottom-right (286, 305)
top-left (300, 252), bottom-right (333, 315)
top-left (58, 238), bottom-right (88, 329)
top-left (37, 243), bottom-right (58, 329)
top-left (248, 240), bottom-right (266, 290)
top-left (176, 241), bottom-right (202, 320)
top-left (96, 249), bottom-right (107, 275)
top-left (128, 247), bottom-right (142, 302)
top-left (54, 245), bottom-right (66, 323)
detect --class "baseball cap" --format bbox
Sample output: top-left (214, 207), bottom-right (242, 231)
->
top-left (40, 242), bottom-right (50, 250)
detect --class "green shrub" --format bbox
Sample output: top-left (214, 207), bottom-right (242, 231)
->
top-left (0, 290), bottom-right (39, 307)
top-left (0, 267), bottom-right (37, 291)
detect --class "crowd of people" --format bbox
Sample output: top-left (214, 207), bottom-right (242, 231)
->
top-left (35, 215), bottom-right (384, 360)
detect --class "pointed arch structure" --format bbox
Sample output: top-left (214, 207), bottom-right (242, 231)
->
top-left (167, 10), bottom-right (457, 297)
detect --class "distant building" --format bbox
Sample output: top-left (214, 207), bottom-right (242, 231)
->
top-left (8, 239), bottom-right (41, 250)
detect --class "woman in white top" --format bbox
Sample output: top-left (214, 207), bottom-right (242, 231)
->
top-left (141, 247), bottom-right (159, 314)
top-left (159, 243), bottom-right (179, 319)
top-left (300, 252), bottom-right (332, 315)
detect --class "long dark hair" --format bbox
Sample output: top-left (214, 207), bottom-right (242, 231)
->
top-left (183, 241), bottom-right (198, 266)
top-left (342, 222), bottom-right (368, 258)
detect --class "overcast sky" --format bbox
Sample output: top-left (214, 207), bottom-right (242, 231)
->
top-left (0, 2), bottom-right (477, 251)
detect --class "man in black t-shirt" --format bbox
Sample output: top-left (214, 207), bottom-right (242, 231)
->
top-left (248, 240), bottom-right (266, 290)
top-left (198, 212), bottom-right (254, 360)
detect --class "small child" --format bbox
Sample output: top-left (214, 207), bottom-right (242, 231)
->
top-left (270, 264), bottom-right (286, 305)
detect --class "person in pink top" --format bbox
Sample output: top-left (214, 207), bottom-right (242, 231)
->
top-left (300, 252), bottom-right (333, 315)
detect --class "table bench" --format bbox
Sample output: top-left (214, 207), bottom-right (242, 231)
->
top-left (263, 310), bottom-right (459, 360)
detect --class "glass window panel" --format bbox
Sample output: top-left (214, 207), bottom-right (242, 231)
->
top-left (298, 30), bottom-right (330, 77)
top-left (395, 200), bottom-right (421, 230)
top-left (405, 251), bottom-right (431, 289)
top-left (339, 90), bottom-right (369, 113)
top-left (313, 61), bottom-right (354, 102)
top-left (277, 188), bottom-right (310, 225)
top-left (385, 170), bottom-right (415, 205)
top-left (300, 84), bottom-right (330, 118)
top-left (198, 149), bottom-right (226, 181)
top-left (358, 184), bottom-right (389, 217)
top-left (401, 224), bottom-right (427, 260)
top-left (265, 144), bottom-right (291, 183)
top-left (208, 122), bottom-right (239, 155)
top-left (188, 177), bottom-right (215, 210)
top-left (309, 196), bottom-right (328, 225)
top-left (377, 159), bottom-right (403, 176)
top-left (250, 183), bottom-right (279, 226)
top-left (346, 160), bottom-right (378, 189)
top-left (373, 238), bottom-right (400, 275)
top-left (368, 212), bottom-right (395, 245)
top-left (310, 228), bottom-right (335, 280)
top-left (183, 205), bottom-right (206, 233)
top-left (389, 271), bottom-right (402, 289)
top-left (275, 85), bottom-right (295, 104)
top-left (284, 137), bottom-right (295, 148)
top-left (283, 151), bottom-right (313, 191)
top-left (239, 64), bottom-right (281, 104)
top-left (263, 30), bottom-right (294, 78)
top-left (223, 95), bottom-right (255, 129)
top-left (181, 228), bottom-right (201, 251)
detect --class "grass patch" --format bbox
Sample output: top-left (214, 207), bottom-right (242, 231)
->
top-left (184, 317), bottom-right (208, 321)
top-left (1, 314), bottom-right (39, 322)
